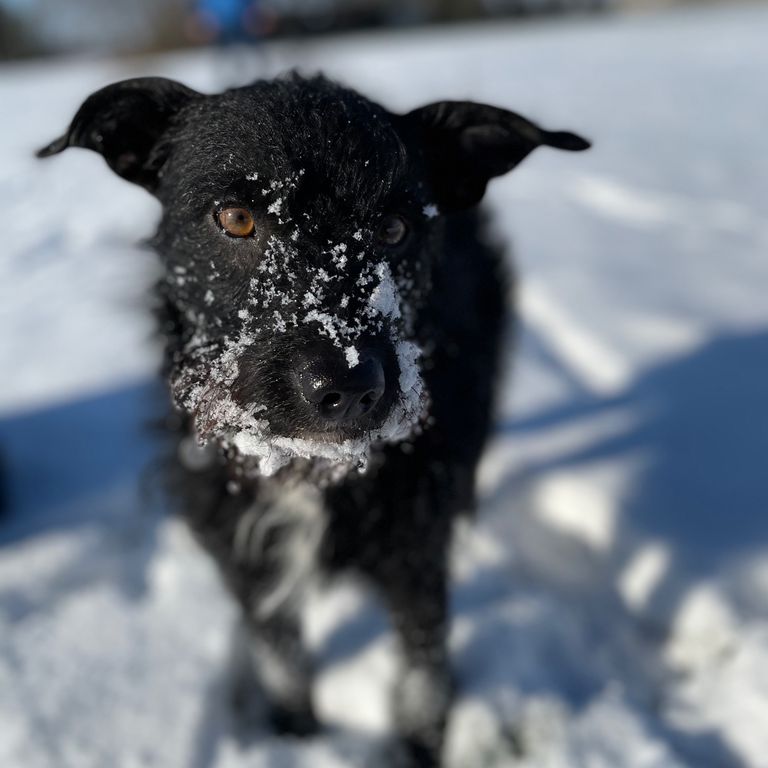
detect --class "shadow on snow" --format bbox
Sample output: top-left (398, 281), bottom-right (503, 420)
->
top-left (0, 330), bottom-right (765, 766)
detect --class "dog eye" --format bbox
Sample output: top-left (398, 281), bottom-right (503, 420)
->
top-left (377, 214), bottom-right (408, 246)
top-left (217, 207), bottom-right (255, 237)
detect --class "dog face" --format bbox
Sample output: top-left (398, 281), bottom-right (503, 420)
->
top-left (39, 75), bottom-right (588, 477)
top-left (151, 78), bottom-right (435, 475)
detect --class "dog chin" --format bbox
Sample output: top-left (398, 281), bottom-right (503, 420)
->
top-left (224, 395), bottom-right (426, 481)
top-left (230, 429), bottom-right (373, 478)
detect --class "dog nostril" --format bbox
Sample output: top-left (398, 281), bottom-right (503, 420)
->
top-left (359, 391), bottom-right (376, 412)
top-left (320, 392), bottom-right (343, 410)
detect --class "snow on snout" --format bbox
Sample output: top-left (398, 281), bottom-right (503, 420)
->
top-left (173, 220), bottom-right (428, 477)
top-left (366, 262), bottom-right (401, 321)
top-left (227, 254), bottom-right (427, 476)
top-left (345, 345), bottom-right (360, 368)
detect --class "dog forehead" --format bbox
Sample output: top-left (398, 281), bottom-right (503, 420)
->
top-left (173, 78), bottom-right (409, 210)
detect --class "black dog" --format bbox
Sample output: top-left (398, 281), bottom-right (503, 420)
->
top-left (39, 74), bottom-right (588, 766)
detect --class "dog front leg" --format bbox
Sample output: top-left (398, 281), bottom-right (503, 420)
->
top-left (229, 608), bottom-right (319, 737)
top-left (375, 552), bottom-right (452, 767)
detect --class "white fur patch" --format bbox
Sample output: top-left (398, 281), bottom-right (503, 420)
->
top-left (233, 484), bottom-right (326, 619)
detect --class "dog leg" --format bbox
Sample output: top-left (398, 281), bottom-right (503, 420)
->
top-left (230, 609), bottom-right (319, 737)
top-left (377, 557), bottom-right (452, 767)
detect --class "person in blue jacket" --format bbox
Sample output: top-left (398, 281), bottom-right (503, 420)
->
top-left (187, 0), bottom-right (272, 47)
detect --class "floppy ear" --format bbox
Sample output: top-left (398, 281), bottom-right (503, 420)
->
top-left (401, 101), bottom-right (590, 210)
top-left (36, 77), bottom-right (201, 192)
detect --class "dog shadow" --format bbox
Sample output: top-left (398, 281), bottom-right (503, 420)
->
top-left (496, 328), bottom-right (768, 621)
top-left (457, 327), bottom-right (768, 767)
top-left (0, 379), bottom-right (167, 611)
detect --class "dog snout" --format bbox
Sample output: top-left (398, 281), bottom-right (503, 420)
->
top-left (297, 351), bottom-right (386, 427)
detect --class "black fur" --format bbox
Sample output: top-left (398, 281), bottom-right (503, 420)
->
top-left (40, 73), bottom-right (588, 766)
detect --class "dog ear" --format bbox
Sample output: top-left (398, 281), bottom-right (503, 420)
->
top-left (36, 77), bottom-right (201, 192)
top-left (401, 101), bottom-right (590, 210)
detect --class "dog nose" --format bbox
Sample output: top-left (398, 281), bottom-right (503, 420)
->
top-left (298, 354), bottom-right (386, 426)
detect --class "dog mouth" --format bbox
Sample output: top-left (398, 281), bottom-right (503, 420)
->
top-left (232, 429), bottom-right (374, 477)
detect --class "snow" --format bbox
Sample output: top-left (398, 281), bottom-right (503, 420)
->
top-left (2, 3), bottom-right (768, 767)
top-left (366, 262), bottom-right (401, 321)
top-left (345, 345), bottom-right (360, 368)
top-left (266, 197), bottom-right (283, 216)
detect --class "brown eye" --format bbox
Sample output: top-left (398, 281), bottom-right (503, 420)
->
top-left (217, 207), bottom-right (255, 237)
top-left (377, 214), bottom-right (408, 246)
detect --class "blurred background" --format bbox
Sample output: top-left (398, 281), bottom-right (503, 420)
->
top-left (3, 0), bottom-right (628, 61)
top-left (2, 0), bottom-right (752, 61)
top-left (1, 1), bottom-right (767, 767)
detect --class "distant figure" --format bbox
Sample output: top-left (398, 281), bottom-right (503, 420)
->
top-left (186, 0), bottom-right (276, 84)
top-left (187, 0), bottom-right (273, 47)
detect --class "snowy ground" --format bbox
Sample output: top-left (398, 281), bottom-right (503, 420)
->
top-left (2, 4), bottom-right (768, 767)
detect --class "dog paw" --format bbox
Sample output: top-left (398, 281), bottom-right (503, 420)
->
top-left (267, 702), bottom-right (321, 738)
top-left (377, 738), bottom-right (442, 768)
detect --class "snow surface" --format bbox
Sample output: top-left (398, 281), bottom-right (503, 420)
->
top-left (2, 4), bottom-right (768, 767)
